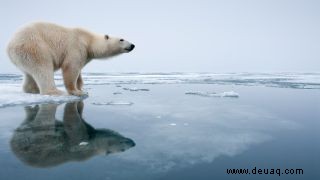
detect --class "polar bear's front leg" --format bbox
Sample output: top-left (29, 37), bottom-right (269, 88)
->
top-left (62, 64), bottom-right (87, 96)
top-left (77, 74), bottom-right (83, 91)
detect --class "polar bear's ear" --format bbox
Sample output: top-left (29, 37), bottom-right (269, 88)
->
top-left (104, 35), bottom-right (109, 40)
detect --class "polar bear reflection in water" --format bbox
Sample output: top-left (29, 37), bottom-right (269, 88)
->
top-left (10, 101), bottom-right (135, 168)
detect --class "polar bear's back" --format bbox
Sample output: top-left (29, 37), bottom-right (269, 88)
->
top-left (9, 22), bottom-right (71, 45)
top-left (7, 22), bottom-right (77, 71)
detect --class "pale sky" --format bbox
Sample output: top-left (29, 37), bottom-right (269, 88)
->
top-left (0, 0), bottom-right (319, 73)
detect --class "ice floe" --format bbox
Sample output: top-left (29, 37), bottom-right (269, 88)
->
top-left (1, 72), bottom-right (320, 89)
top-left (80, 72), bottom-right (320, 89)
top-left (92, 101), bottom-right (134, 106)
top-left (185, 91), bottom-right (239, 98)
top-left (123, 87), bottom-right (150, 91)
top-left (0, 72), bottom-right (318, 108)
top-left (0, 85), bottom-right (82, 108)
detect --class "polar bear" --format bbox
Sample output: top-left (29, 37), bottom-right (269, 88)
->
top-left (7, 22), bottom-right (135, 96)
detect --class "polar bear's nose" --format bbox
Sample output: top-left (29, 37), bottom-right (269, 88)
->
top-left (125, 44), bottom-right (135, 52)
top-left (130, 44), bottom-right (135, 51)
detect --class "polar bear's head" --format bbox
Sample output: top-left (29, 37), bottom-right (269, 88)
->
top-left (89, 34), bottom-right (135, 59)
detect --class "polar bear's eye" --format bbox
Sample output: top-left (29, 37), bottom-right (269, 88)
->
top-left (104, 35), bottom-right (109, 40)
top-left (120, 39), bottom-right (124, 42)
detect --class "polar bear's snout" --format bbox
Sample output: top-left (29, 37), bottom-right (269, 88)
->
top-left (124, 43), bottom-right (135, 52)
top-left (119, 38), bottom-right (135, 52)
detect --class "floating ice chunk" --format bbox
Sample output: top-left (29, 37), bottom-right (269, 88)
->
top-left (113, 92), bottom-right (122, 95)
top-left (185, 92), bottom-right (206, 96)
top-left (169, 123), bottom-right (177, 126)
top-left (123, 87), bottom-right (150, 91)
top-left (217, 91), bottom-right (239, 97)
top-left (185, 91), bottom-right (239, 98)
top-left (79, 142), bottom-right (89, 146)
top-left (115, 85), bottom-right (122, 87)
top-left (0, 85), bottom-right (83, 108)
top-left (106, 101), bottom-right (134, 105)
top-left (92, 101), bottom-right (134, 106)
top-left (156, 115), bottom-right (162, 119)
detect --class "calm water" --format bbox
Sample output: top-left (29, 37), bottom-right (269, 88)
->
top-left (0, 83), bottom-right (319, 180)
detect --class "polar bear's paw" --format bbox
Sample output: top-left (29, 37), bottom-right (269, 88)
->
top-left (69, 90), bottom-right (88, 97)
top-left (45, 89), bottom-right (67, 96)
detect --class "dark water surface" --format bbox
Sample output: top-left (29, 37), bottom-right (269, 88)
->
top-left (0, 84), bottom-right (319, 180)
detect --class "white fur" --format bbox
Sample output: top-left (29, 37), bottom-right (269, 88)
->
top-left (7, 22), bottom-right (134, 96)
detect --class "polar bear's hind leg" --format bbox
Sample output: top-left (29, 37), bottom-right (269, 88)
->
top-left (23, 73), bottom-right (40, 94)
top-left (32, 68), bottom-right (65, 96)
